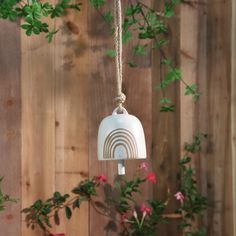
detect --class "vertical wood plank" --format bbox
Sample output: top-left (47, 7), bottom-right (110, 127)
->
top-left (0, 20), bottom-right (21, 236)
top-left (197, 0), bottom-right (233, 235)
top-left (196, 0), bottom-right (208, 229)
top-left (180, 1), bottom-right (234, 235)
top-left (152, 2), bottom-right (181, 236)
top-left (21, 19), bottom-right (56, 236)
top-left (180, 3), bottom-right (199, 147)
top-left (180, 1), bottom-right (199, 231)
top-left (123, 0), bottom-right (153, 207)
top-left (124, 0), bottom-right (152, 173)
top-left (54, 1), bottom-right (89, 235)
top-left (88, 1), bottom-right (152, 235)
top-left (232, 0), bottom-right (236, 233)
top-left (88, 4), bottom-right (122, 234)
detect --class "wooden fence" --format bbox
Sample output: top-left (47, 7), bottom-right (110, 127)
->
top-left (0, 0), bottom-right (235, 235)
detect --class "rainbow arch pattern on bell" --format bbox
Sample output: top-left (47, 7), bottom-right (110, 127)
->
top-left (103, 128), bottom-right (138, 159)
top-left (98, 107), bottom-right (147, 161)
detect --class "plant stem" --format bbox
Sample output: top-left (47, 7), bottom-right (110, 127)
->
top-left (162, 213), bottom-right (182, 219)
top-left (137, 1), bottom-right (199, 97)
top-left (136, 0), bottom-right (165, 17)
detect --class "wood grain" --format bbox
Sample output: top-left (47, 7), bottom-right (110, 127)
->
top-left (152, 2), bottom-right (181, 236)
top-left (195, 0), bottom-right (209, 231)
top-left (21, 16), bottom-right (56, 236)
top-left (0, 20), bottom-right (21, 236)
top-left (180, 2), bottom-right (199, 148)
top-left (199, 0), bottom-right (233, 235)
top-left (180, 1), bottom-right (200, 232)
top-left (232, 0), bottom-right (236, 234)
top-left (54, 1), bottom-right (89, 235)
top-left (88, 4), bottom-right (121, 233)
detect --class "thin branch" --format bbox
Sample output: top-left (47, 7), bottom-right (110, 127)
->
top-left (136, 1), bottom-right (165, 17)
top-left (162, 213), bottom-right (182, 219)
top-left (137, 3), bottom-right (199, 97)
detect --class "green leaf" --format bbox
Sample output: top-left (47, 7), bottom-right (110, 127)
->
top-left (43, 217), bottom-right (52, 228)
top-left (161, 59), bottom-right (172, 65)
top-left (122, 30), bottom-right (132, 43)
top-left (164, 0), bottom-right (181, 18)
top-left (154, 39), bottom-right (169, 49)
top-left (168, 68), bottom-right (181, 80)
top-left (53, 191), bottom-right (61, 199)
top-left (25, 15), bottom-right (33, 23)
top-left (159, 99), bottom-right (175, 112)
top-left (184, 133), bottom-right (207, 153)
top-left (37, 218), bottom-right (46, 231)
top-left (65, 206), bottom-right (72, 219)
top-left (128, 61), bottom-right (137, 68)
top-left (179, 156), bottom-right (192, 165)
top-left (160, 104), bottom-right (175, 112)
top-left (185, 84), bottom-right (201, 101)
top-left (185, 84), bottom-right (197, 95)
top-left (46, 29), bottom-right (59, 43)
top-left (125, 4), bottom-right (141, 16)
top-left (160, 97), bottom-right (171, 104)
top-left (160, 67), bottom-right (181, 89)
top-left (34, 200), bottom-right (42, 210)
top-left (21, 23), bottom-right (31, 30)
top-left (54, 210), bottom-right (60, 225)
top-left (89, 0), bottom-right (105, 8)
top-left (134, 44), bottom-right (148, 55)
top-left (164, 3), bottom-right (174, 18)
top-left (33, 27), bottom-right (40, 34)
top-left (103, 10), bottom-right (113, 24)
top-left (64, 194), bottom-right (70, 199)
top-left (73, 199), bottom-right (80, 209)
top-left (70, 3), bottom-right (82, 11)
top-left (105, 49), bottom-right (116, 58)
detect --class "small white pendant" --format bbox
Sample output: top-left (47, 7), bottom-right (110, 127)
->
top-left (98, 107), bottom-right (147, 175)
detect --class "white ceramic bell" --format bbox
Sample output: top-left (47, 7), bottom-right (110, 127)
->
top-left (98, 107), bottom-right (147, 174)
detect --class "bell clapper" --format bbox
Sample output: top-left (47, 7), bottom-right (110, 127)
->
top-left (118, 160), bottom-right (125, 175)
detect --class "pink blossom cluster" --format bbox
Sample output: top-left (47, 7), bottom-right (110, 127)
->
top-left (174, 191), bottom-right (185, 204)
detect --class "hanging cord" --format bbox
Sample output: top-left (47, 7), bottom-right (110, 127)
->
top-left (114, 0), bottom-right (126, 111)
top-left (114, 0), bottom-right (126, 175)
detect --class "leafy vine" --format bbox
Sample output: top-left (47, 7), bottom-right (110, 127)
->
top-left (90, 0), bottom-right (201, 111)
top-left (0, 0), bottom-right (201, 110)
top-left (0, 0), bottom-right (81, 41)
top-left (22, 134), bottom-right (208, 236)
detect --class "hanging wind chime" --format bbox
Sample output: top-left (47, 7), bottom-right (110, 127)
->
top-left (98, 0), bottom-right (147, 175)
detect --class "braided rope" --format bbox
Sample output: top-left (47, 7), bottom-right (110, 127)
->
top-left (114, 0), bottom-right (126, 109)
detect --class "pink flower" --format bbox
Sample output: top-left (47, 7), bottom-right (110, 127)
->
top-left (147, 172), bottom-right (157, 184)
top-left (140, 203), bottom-right (152, 215)
top-left (96, 174), bottom-right (107, 183)
top-left (174, 192), bottom-right (185, 204)
top-left (139, 162), bottom-right (149, 171)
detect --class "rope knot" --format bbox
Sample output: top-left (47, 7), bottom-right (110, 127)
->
top-left (115, 92), bottom-right (126, 106)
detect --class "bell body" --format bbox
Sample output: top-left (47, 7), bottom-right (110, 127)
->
top-left (98, 108), bottom-right (146, 161)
